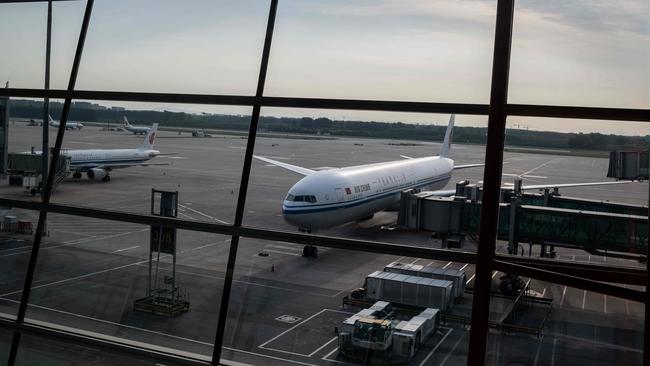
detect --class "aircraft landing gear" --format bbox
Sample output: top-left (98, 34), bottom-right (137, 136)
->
top-left (302, 245), bottom-right (318, 258)
top-left (101, 175), bottom-right (111, 182)
top-left (73, 172), bottom-right (82, 179)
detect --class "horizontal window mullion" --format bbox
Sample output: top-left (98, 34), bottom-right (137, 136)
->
top-left (493, 260), bottom-right (646, 303)
top-left (508, 103), bottom-right (649, 122)
top-left (495, 254), bottom-right (647, 286)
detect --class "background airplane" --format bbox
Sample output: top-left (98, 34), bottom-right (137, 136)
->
top-left (60, 123), bottom-right (162, 182)
top-left (254, 115), bottom-right (631, 235)
top-left (49, 115), bottom-right (84, 130)
top-left (122, 116), bottom-right (151, 135)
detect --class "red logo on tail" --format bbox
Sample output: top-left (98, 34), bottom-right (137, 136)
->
top-left (149, 132), bottom-right (156, 145)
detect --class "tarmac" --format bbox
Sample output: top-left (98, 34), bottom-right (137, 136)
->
top-left (0, 123), bottom-right (646, 365)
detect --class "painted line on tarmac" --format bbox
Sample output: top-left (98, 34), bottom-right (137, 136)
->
top-left (178, 204), bottom-right (229, 224)
top-left (321, 347), bottom-right (356, 366)
top-left (417, 327), bottom-right (453, 366)
top-left (148, 266), bottom-right (339, 299)
top-left (307, 336), bottom-right (337, 358)
top-left (2, 299), bottom-right (320, 366)
top-left (546, 332), bottom-right (642, 353)
top-left (112, 245), bottom-right (140, 253)
top-left (0, 229), bottom-right (149, 258)
top-left (439, 331), bottom-right (467, 366)
top-left (0, 239), bottom-right (225, 297)
top-left (259, 309), bottom-right (353, 352)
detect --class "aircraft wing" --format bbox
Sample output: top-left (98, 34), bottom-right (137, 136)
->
top-left (454, 163), bottom-right (485, 170)
top-left (520, 180), bottom-right (634, 191)
top-left (253, 155), bottom-right (315, 176)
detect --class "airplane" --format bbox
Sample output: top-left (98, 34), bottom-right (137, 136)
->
top-left (60, 123), bottom-right (162, 182)
top-left (122, 116), bottom-right (151, 135)
top-left (49, 115), bottom-right (84, 130)
top-left (254, 115), bottom-right (633, 249)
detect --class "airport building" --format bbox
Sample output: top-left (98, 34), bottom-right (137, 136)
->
top-left (0, 1), bottom-right (648, 366)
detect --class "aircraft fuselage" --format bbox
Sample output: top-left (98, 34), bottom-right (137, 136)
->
top-left (282, 156), bottom-right (454, 230)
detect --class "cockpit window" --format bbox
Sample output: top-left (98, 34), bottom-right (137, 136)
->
top-left (286, 194), bottom-right (317, 203)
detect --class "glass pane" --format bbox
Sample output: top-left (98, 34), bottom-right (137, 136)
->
top-left (0, 207), bottom-right (37, 318)
top-left (46, 100), bottom-right (250, 223)
top-left (509, 1), bottom-right (649, 109)
top-left (266, 1), bottom-right (497, 103)
top-left (486, 280), bottom-right (645, 365)
top-left (483, 117), bottom-right (647, 365)
top-left (222, 237), bottom-right (475, 365)
top-left (1, 98), bottom-right (54, 203)
top-left (0, 2), bottom-right (46, 89)
top-left (24, 214), bottom-right (232, 358)
top-left (76, 0), bottom-right (269, 95)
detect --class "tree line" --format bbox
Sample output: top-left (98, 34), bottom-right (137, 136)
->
top-left (9, 99), bottom-right (648, 151)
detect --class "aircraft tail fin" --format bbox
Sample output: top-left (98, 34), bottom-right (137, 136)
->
top-left (138, 123), bottom-right (158, 149)
top-left (48, 114), bottom-right (54, 123)
top-left (440, 114), bottom-right (455, 158)
top-left (123, 116), bottom-right (131, 127)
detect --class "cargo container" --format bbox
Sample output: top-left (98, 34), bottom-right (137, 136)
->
top-left (365, 271), bottom-right (454, 310)
top-left (384, 261), bottom-right (467, 299)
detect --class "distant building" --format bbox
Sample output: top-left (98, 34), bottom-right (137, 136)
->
top-left (111, 106), bottom-right (126, 112)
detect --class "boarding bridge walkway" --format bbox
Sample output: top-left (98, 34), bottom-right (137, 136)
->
top-left (398, 190), bottom-right (648, 255)
top-left (7, 152), bottom-right (70, 193)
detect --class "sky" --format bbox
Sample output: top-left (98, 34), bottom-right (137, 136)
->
top-left (0, 0), bottom-right (648, 135)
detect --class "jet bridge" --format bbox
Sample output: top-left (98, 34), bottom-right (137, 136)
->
top-left (398, 182), bottom-right (648, 256)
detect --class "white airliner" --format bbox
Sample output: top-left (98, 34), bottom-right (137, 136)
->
top-left (61, 123), bottom-right (161, 182)
top-left (254, 115), bottom-right (631, 234)
top-left (122, 116), bottom-right (151, 135)
top-left (49, 115), bottom-right (84, 130)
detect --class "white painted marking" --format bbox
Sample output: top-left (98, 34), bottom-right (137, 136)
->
top-left (259, 309), bottom-right (352, 350)
top-left (532, 336), bottom-right (543, 366)
top-left (581, 290), bottom-right (587, 310)
top-left (603, 295), bottom-right (607, 314)
top-left (267, 244), bottom-right (301, 251)
top-left (418, 327), bottom-right (453, 366)
top-left (560, 286), bottom-right (567, 307)
top-left (466, 274), bottom-right (476, 285)
top-left (307, 336), bottom-right (337, 357)
top-left (150, 266), bottom-right (337, 298)
top-left (112, 245), bottom-right (139, 253)
top-left (491, 271), bottom-right (499, 279)
top-left (321, 347), bottom-right (357, 365)
top-left (442, 261), bottom-right (452, 269)
top-left (459, 263), bottom-right (469, 271)
top-left (224, 347), bottom-right (319, 366)
top-left (439, 331), bottom-right (467, 366)
top-left (192, 243), bottom-right (220, 251)
top-left (178, 204), bottom-right (228, 224)
top-left (0, 229), bottom-right (149, 258)
top-left (1, 300), bottom-right (320, 366)
top-left (550, 338), bottom-right (557, 366)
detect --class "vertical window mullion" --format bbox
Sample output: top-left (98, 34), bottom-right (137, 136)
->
top-left (6, 1), bottom-right (95, 365)
top-left (467, 0), bottom-right (515, 365)
top-left (211, 1), bottom-right (279, 364)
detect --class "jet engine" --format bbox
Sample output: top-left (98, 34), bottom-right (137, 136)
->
top-left (86, 168), bottom-right (107, 180)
